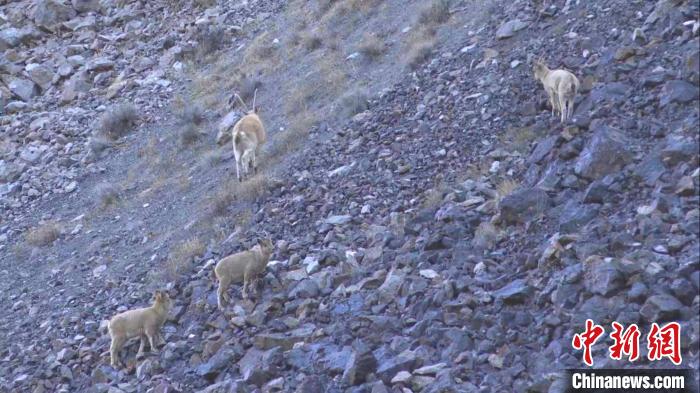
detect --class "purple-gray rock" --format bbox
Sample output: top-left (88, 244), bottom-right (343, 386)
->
top-left (499, 188), bottom-right (551, 224)
top-left (640, 294), bottom-right (684, 322)
top-left (574, 124), bottom-right (633, 180)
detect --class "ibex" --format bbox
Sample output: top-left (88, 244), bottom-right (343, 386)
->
top-left (214, 238), bottom-right (274, 309)
top-left (533, 58), bottom-right (580, 123)
top-left (108, 290), bottom-right (171, 368)
top-left (229, 90), bottom-right (266, 181)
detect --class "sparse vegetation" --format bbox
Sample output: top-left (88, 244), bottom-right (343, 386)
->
top-left (88, 134), bottom-right (114, 155)
top-left (200, 149), bottom-right (224, 168)
top-left (25, 221), bottom-right (61, 247)
top-left (473, 221), bottom-right (499, 250)
top-left (265, 110), bottom-right (317, 162)
top-left (406, 37), bottom-right (436, 69)
top-left (237, 74), bottom-right (263, 104)
top-left (337, 88), bottom-right (369, 119)
top-left (422, 182), bottom-right (446, 208)
top-left (195, 26), bottom-right (224, 60)
top-left (176, 103), bottom-right (205, 126)
top-left (209, 174), bottom-right (274, 217)
top-left (302, 31), bottom-right (324, 51)
top-left (501, 126), bottom-right (538, 153)
top-left (98, 103), bottom-right (138, 140)
top-left (418, 0), bottom-right (452, 26)
top-left (496, 179), bottom-right (519, 201)
top-left (96, 183), bottom-right (121, 209)
top-left (358, 32), bottom-right (386, 60)
top-left (179, 123), bottom-right (201, 147)
top-left (167, 237), bottom-right (206, 279)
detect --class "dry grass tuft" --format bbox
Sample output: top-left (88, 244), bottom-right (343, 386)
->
top-left (418, 0), bottom-right (452, 26)
top-left (25, 221), bottom-right (62, 247)
top-left (406, 37), bottom-right (436, 69)
top-left (358, 32), bottom-right (386, 60)
top-left (96, 183), bottom-right (121, 209)
top-left (302, 31), bottom-right (324, 51)
top-left (88, 134), bottom-right (114, 155)
top-left (179, 123), bottom-right (201, 147)
top-left (265, 110), bottom-right (317, 162)
top-left (195, 26), bottom-right (224, 59)
top-left (496, 179), bottom-right (519, 201)
top-left (242, 32), bottom-right (279, 72)
top-left (98, 103), bottom-right (138, 140)
top-left (167, 237), bottom-right (206, 279)
top-left (422, 183), bottom-right (446, 208)
top-left (472, 221), bottom-right (499, 250)
top-left (209, 174), bottom-right (274, 217)
top-left (200, 148), bottom-right (225, 169)
top-left (176, 103), bottom-right (205, 127)
top-left (508, 126), bottom-right (537, 153)
top-left (337, 88), bottom-right (369, 119)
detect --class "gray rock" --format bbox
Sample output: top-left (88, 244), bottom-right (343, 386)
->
top-left (559, 201), bottom-right (597, 232)
top-left (493, 279), bottom-right (533, 304)
top-left (72, 0), bottom-right (101, 12)
top-left (634, 150), bottom-right (666, 186)
top-left (583, 176), bottom-right (615, 204)
top-left (196, 346), bottom-right (236, 381)
top-left (295, 376), bottom-right (327, 393)
top-left (499, 188), bottom-right (551, 224)
top-left (289, 279), bottom-right (320, 299)
top-left (25, 63), bottom-right (55, 90)
top-left (216, 111), bottom-right (240, 145)
top-left (659, 80), bottom-right (699, 107)
top-left (135, 359), bottom-right (153, 379)
top-left (86, 58), bottom-right (115, 72)
top-left (376, 350), bottom-right (418, 383)
top-left (574, 124), bottom-right (632, 180)
top-left (660, 136), bottom-right (699, 168)
top-left (325, 215), bottom-right (352, 225)
top-left (19, 146), bottom-right (44, 163)
top-left (8, 78), bottom-right (38, 102)
top-left (342, 343), bottom-right (377, 386)
top-left (254, 324), bottom-right (314, 350)
top-left (61, 71), bottom-right (90, 103)
top-left (239, 347), bottom-right (281, 386)
top-left (584, 256), bottom-right (624, 296)
top-left (0, 27), bottom-right (37, 50)
top-left (195, 380), bottom-right (250, 393)
top-left (0, 161), bottom-right (24, 183)
top-left (34, 0), bottom-right (77, 30)
top-left (640, 294), bottom-right (684, 322)
top-left (496, 19), bottom-right (528, 39)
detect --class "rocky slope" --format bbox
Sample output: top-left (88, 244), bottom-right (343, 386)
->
top-left (1, 0), bottom-right (699, 392)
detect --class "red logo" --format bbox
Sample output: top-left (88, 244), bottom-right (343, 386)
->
top-left (573, 320), bottom-right (683, 366)
top-left (572, 319), bottom-right (605, 366)
top-left (609, 322), bottom-right (641, 362)
top-left (647, 322), bottom-right (682, 365)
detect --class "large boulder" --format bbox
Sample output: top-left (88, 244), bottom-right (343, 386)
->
top-left (216, 111), bottom-right (240, 145)
top-left (8, 78), bottom-right (39, 102)
top-left (659, 80), bottom-right (699, 107)
top-left (574, 123), bottom-right (633, 180)
top-left (25, 63), bottom-right (55, 91)
top-left (499, 187), bottom-right (551, 224)
top-left (71, 0), bottom-right (101, 13)
top-left (33, 0), bottom-right (77, 30)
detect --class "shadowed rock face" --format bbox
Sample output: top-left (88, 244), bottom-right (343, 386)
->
top-left (1, 0), bottom-right (699, 392)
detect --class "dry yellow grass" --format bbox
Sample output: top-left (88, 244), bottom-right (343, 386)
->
top-left (472, 221), bottom-right (498, 250)
top-left (358, 32), bottom-right (386, 59)
top-left (25, 221), bottom-right (61, 247)
top-left (166, 237), bottom-right (206, 278)
top-left (496, 179), bottom-right (519, 201)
